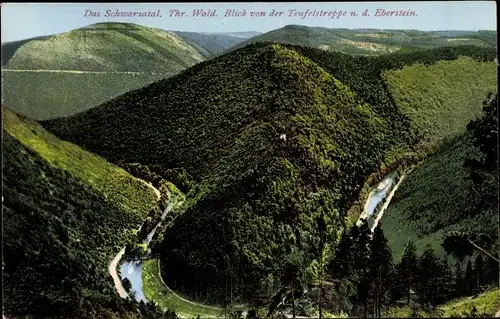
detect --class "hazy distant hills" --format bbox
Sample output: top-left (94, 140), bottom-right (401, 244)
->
top-left (42, 42), bottom-right (497, 304)
top-left (214, 31), bottom-right (262, 38)
top-left (171, 31), bottom-right (257, 57)
top-left (227, 25), bottom-right (497, 55)
top-left (3, 22), bottom-right (495, 121)
top-left (1, 22), bottom-right (254, 120)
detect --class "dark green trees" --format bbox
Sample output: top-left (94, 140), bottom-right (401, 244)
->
top-left (2, 133), bottom-right (147, 318)
top-left (474, 255), bottom-right (484, 288)
top-left (396, 241), bottom-right (418, 306)
top-left (267, 250), bottom-right (306, 318)
top-left (464, 260), bottom-right (474, 294)
top-left (326, 221), bottom-right (394, 317)
top-left (317, 208), bottom-right (327, 319)
top-left (414, 248), bottom-right (452, 309)
top-left (121, 278), bottom-right (132, 293)
top-left (138, 301), bottom-right (179, 318)
top-left (466, 92), bottom-right (498, 173)
top-left (442, 92), bottom-right (499, 297)
top-left (369, 224), bottom-right (394, 318)
top-left (282, 260), bottom-right (302, 318)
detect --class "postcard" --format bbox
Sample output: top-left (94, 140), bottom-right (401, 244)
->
top-left (1, 2), bottom-right (498, 318)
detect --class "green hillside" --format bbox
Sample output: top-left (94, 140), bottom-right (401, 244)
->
top-left (2, 22), bottom-right (205, 71)
top-left (41, 43), bottom-right (496, 307)
top-left (228, 25), bottom-right (497, 55)
top-left (380, 132), bottom-right (495, 261)
top-left (3, 108), bottom-right (157, 214)
top-left (385, 288), bottom-right (500, 317)
top-left (1, 70), bottom-right (170, 120)
top-left (2, 108), bottom-right (160, 318)
top-left (1, 35), bottom-right (50, 65)
top-left (381, 92), bottom-right (498, 264)
top-left (1, 22), bottom-right (210, 120)
top-left (382, 56), bottom-right (497, 149)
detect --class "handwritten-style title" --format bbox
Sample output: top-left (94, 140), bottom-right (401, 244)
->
top-left (83, 8), bottom-right (418, 19)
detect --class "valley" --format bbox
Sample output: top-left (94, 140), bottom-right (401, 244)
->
top-left (2, 20), bottom-right (498, 319)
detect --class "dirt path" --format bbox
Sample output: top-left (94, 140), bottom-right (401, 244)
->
top-left (108, 180), bottom-right (162, 299)
top-left (108, 247), bottom-right (130, 299)
top-left (137, 179), bottom-right (161, 200)
top-left (1, 68), bottom-right (174, 76)
top-left (370, 172), bottom-right (407, 232)
top-left (495, 308), bottom-right (500, 317)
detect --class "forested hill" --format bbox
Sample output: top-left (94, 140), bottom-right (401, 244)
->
top-left (1, 22), bottom-right (212, 121)
top-left (228, 25), bottom-right (497, 55)
top-left (2, 107), bottom-right (163, 318)
top-left (42, 43), bottom-right (497, 304)
top-left (1, 22), bottom-right (255, 121)
top-left (1, 22), bottom-right (206, 72)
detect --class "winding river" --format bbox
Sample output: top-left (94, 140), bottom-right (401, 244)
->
top-left (110, 171), bottom-right (403, 313)
top-left (366, 175), bottom-right (395, 215)
top-left (356, 170), bottom-right (409, 234)
top-left (357, 172), bottom-right (395, 226)
top-left (119, 199), bottom-right (176, 303)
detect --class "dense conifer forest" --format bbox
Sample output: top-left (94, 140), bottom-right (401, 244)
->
top-left (41, 42), bottom-right (497, 313)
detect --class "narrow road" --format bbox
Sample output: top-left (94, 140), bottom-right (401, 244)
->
top-left (1, 68), bottom-right (175, 76)
top-left (108, 247), bottom-right (130, 299)
top-left (137, 178), bottom-right (161, 201)
top-left (495, 308), bottom-right (500, 317)
top-left (370, 172), bottom-right (406, 232)
top-left (108, 179), bottom-right (162, 299)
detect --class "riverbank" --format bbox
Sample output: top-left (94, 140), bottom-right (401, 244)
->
top-left (370, 171), bottom-right (407, 232)
top-left (108, 178), bottom-right (163, 302)
top-left (108, 179), bottom-right (230, 317)
top-left (356, 171), bottom-right (396, 227)
top-left (142, 259), bottom-right (225, 318)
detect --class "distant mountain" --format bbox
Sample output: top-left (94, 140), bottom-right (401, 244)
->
top-left (1, 22), bottom-right (213, 120)
top-left (1, 69), bottom-right (174, 120)
top-left (1, 35), bottom-right (51, 66)
top-left (171, 31), bottom-right (250, 57)
top-left (215, 31), bottom-right (262, 38)
top-left (2, 107), bottom-right (158, 318)
top-left (227, 25), bottom-right (497, 55)
top-left (2, 22), bottom-right (205, 71)
top-left (42, 43), bottom-right (496, 305)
